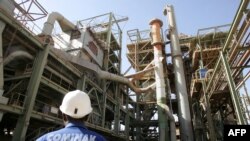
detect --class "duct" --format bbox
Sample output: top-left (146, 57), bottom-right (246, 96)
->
top-left (3, 51), bottom-right (34, 66)
top-left (70, 56), bottom-right (155, 93)
top-left (42, 12), bottom-right (75, 35)
top-left (165, 5), bottom-right (194, 141)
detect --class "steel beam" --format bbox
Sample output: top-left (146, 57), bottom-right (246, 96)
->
top-left (101, 13), bottom-right (113, 128)
top-left (220, 51), bottom-right (245, 124)
top-left (114, 84), bottom-right (120, 134)
top-left (199, 44), bottom-right (216, 140)
top-left (12, 44), bottom-right (50, 141)
top-left (0, 20), bottom-right (6, 92)
top-left (222, 0), bottom-right (249, 52)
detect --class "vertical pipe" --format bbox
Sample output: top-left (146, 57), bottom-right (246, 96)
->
top-left (149, 19), bottom-right (169, 141)
top-left (164, 5), bottom-right (194, 141)
top-left (220, 51), bottom-right (245, 124)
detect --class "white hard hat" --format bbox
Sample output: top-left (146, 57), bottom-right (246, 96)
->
top-left (60, 90), bottom-right (93, 118)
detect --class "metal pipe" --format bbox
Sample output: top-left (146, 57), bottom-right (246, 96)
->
top-left (0, 20), bottom-right (5, 92)
top-left (3, 51), bottom-right (33, 66)
top-left (98, 69), bottom-right (156, 93)
top-left (70, 57), bottom-right (155, 93)
top-left (164, 5), bottom-right (194, 141)
top-left (150, 18), bottom-right (172, 141)
top-left (42, 12), bottom-right (75, 35)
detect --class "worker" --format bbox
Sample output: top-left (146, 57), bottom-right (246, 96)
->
top-left (36, 90), bottom-right (106, 141)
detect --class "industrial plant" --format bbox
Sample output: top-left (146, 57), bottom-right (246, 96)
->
top-left (0, 0), bottom-right (249, 141)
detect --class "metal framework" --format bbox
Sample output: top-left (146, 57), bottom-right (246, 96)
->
top-left (126, 29), bottom-right (159, 140)
top-left (0, 0), bottom-right (249, 141)
top-left (188, 0), bottom-right (250, 140)
top-left (0, 2), bottom-right (133, 140)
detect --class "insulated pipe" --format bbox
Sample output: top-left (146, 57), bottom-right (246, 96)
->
top-left (0, 20), bottom-right (5, 91)
top-left (70, 57), bottom-right (155, 93)
top-left (98, 70), bottom-right (156, 93)
top-left (150, 19), bottom-right (171, 141)
top-left (3, 51), bottom-right (33, 66)
top-left (42, 12), bottom-right (75, 35)
top-left (164, 5), bottom-right (194, 141)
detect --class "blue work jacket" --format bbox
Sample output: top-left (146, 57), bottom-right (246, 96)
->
top-left (36, 121), bottom-right (106, 141)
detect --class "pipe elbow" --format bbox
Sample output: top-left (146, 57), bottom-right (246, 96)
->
top-left (42, 11), bottom-right (76, 35)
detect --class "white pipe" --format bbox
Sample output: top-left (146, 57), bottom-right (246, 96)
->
top-left (42, 12), bottom-right (75, 35)
top-left (165, 5), bottom-right (194, 141)
top-left (150, 19), bottom-right (176, 141)
top-left (3, 51), bottom-right (34, 66)
top-left (0, 20), bottom-right (6, 91)
top-left (124, 66), bottom-right (155, 79)
top-left (98, 70), bottom-right (156, 93)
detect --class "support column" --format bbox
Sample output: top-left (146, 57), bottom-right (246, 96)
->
top-left (101, 13), bottom-right (113, 127)
top-left (114, 84), bottom-right (120, 134)
top-left (12, 43), bottom-right (50, 141)
top-left (201, 75), bottom-right (216, 141)
top-left (77, 75), bottom-right (86, 90)
top-left (220, 51), bottom-right (245, 124)
top-left (0, 20), bottom-right (8, 122)
top-left (164, 5), bottom-right (193, 141)
top-left (125, 87), bottom-right (130, 140)
top-left (0, 20), bottom-right (5, 93)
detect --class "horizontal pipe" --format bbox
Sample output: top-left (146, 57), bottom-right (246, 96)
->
top-left (70, 56), bottom-right (155, 93)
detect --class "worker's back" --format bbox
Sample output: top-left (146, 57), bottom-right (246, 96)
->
top-left (36, 121), bottom-right (106, 141)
